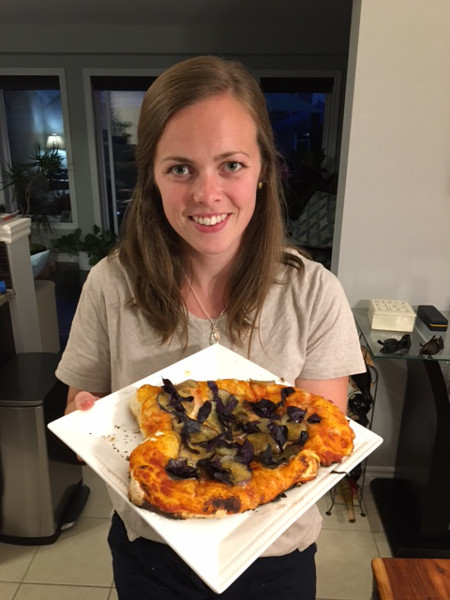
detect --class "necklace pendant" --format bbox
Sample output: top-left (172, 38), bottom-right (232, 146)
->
top-left (210, 325), bottom-right (220, 345)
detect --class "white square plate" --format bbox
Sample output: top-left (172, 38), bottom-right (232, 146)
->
top-left (48, 344), bottom-right (383, 593)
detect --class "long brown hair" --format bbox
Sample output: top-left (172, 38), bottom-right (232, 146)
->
top-left (119, 55), bottom-right (301, 346)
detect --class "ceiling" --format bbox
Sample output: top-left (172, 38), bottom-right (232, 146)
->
top-left (1, 0), bottom-right (352, 26)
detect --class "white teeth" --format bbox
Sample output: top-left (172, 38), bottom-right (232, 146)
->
top-left (192, 214), bottom-right (227, 226)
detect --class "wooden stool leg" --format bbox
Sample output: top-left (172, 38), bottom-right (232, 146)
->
top-left (371, 558), bottom-right (392, 599)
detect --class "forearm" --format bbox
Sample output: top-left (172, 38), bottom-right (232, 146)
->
top-left (295, 376), bottom-right (349, 414)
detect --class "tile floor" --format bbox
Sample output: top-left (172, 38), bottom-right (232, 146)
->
top-left (0, 470), bottom-right (391, 600)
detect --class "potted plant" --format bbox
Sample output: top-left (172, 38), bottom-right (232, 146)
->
top-left (52, 225), bottom-right (117, 269)
top-left (79, 225), bottom-right (118, 269)
top-left (1, 145), bottom-right (65, 231)
top-left (52, 228), bottom-right (83, 261)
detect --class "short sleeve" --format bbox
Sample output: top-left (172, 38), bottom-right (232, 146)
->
top-left (56, 266), bottom-right (112, 394)
top-left (298, 268), bottom-right (365, 380)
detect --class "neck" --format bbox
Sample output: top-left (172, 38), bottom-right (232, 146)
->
top-left (183, 270), bottom-right (228, 344)
top-left (182, 255), bottom-right (231, 320)
top-left (183, 279), bottom-right (226, 322)
top-left (183, 241), bottom-right (236, 284)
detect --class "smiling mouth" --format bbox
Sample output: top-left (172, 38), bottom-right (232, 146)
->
top-left (191, 214), bottom-right (228, 226)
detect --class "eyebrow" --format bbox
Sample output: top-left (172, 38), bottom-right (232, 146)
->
top-left (160, 151), bottom-right (250, 164)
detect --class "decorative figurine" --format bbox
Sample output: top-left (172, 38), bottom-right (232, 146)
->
top-left (419, 335), bottom-right (444, 356)
top-left (377, 333), bottom-right (411, 354)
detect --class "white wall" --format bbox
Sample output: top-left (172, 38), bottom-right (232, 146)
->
top-left (334, 0), bottom-right (450, 311)
top-left (334, 0), bottom-right (450, 469)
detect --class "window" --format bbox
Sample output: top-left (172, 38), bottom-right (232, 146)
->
top-left (261, 77), bottom-right (338, 221)
top-left (89, 73), bottom-right (341, 238)
top-left (91, 76), bottom-right (156, 233)
top-left (0, 74), bottom-right (76, 228)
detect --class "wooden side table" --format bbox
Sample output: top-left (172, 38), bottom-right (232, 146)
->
top-left (371, 557), bottom-right (450, 599)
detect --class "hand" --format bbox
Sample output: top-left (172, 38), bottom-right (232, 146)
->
top-left (65, 389), bottom-right (100, 415)
top-left (64, 389), bottom-right (102, 463)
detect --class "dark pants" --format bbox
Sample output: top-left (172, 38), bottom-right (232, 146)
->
top-left (108, 512), bottom-right (317, 600)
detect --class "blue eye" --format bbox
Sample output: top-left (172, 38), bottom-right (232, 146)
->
top-left (170, 164), bottom-right (189, 176)
top-left (225, 161), bottom-right (242, 172)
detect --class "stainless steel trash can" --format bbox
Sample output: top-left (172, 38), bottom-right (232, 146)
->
top-left (0, 353), bottom-right (89, 544)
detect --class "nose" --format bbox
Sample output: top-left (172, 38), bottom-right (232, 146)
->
top-left (192, 172), bottom-right (221, 204)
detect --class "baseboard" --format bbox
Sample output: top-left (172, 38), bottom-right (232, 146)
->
top-left (364, 466), bottom-right (395, 482)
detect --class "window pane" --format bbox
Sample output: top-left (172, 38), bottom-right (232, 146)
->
top-left (110, 91), bottom-right (143, 224)
top-left (0, 76), bottom-right (72, 225)
top-left (92, 78), bottom-right (154, 233)
top-left (94, 90), bottom-right (144, 232)
top-left (261, 76), bottom-right (339, 271)
top-left (264, 90), bottom-right (330, 220)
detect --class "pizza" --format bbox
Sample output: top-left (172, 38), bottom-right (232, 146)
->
top-left (128, 379), bottom-right (354, 518)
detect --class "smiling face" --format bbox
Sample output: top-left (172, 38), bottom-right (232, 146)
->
top-left (153, 93), bottom-right (263, 264)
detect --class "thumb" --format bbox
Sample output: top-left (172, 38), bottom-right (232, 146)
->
top-left (74, 391), bottom-right (99, 411)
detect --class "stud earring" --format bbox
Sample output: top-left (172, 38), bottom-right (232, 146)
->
top-left (257, 181), bottom-right (264, 190)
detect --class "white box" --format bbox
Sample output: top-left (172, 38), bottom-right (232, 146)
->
top-left (369, 299), bottom-right (416, 332)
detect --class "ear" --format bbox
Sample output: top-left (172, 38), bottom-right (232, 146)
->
top-left (259, 163), bottom-right (267, 180)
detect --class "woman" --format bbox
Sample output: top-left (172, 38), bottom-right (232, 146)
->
top-left (58, 55), bottom-right (364, 599)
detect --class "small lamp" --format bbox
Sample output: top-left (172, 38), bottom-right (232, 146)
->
top-left (46, 133), bottom-right (64, 149)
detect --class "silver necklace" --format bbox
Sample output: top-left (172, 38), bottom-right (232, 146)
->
top-left (185, 278), bottom-right (226, 345)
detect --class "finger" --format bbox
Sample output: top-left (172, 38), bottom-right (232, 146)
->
top-left (74, 391), bottom-right (98, 411)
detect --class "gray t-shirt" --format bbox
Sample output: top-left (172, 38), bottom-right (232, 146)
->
top-left (56, 250), bottom-right (365, 555)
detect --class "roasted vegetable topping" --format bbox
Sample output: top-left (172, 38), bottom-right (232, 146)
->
top-left (166, 458), bottom-right (198, 479)
top-left (307, 412), bottom-right (322, 424)
top-left (251, 398), bottom-right (279, 419)
top-left (161, 379), bottom-right (311, 485)
top-left (287, 405), bottom-right (306, 423)
top-left (281, 386), bottom-right (296, 401)
top-left (267, 421), bottom-right (288, 449)
top-left (197, 401), bottom-right (212, 423)
top-left (235, 439), bottom-right (254, 465)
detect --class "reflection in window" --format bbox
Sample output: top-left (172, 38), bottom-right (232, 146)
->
top-left (261, 77), bottom-right (339, 270)
top-left (261, 77), bottom-right (337, 221)
top-left (0, 76), bottom-right (73, 226)
top-left (91, 77), bottom-right (155, 233)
